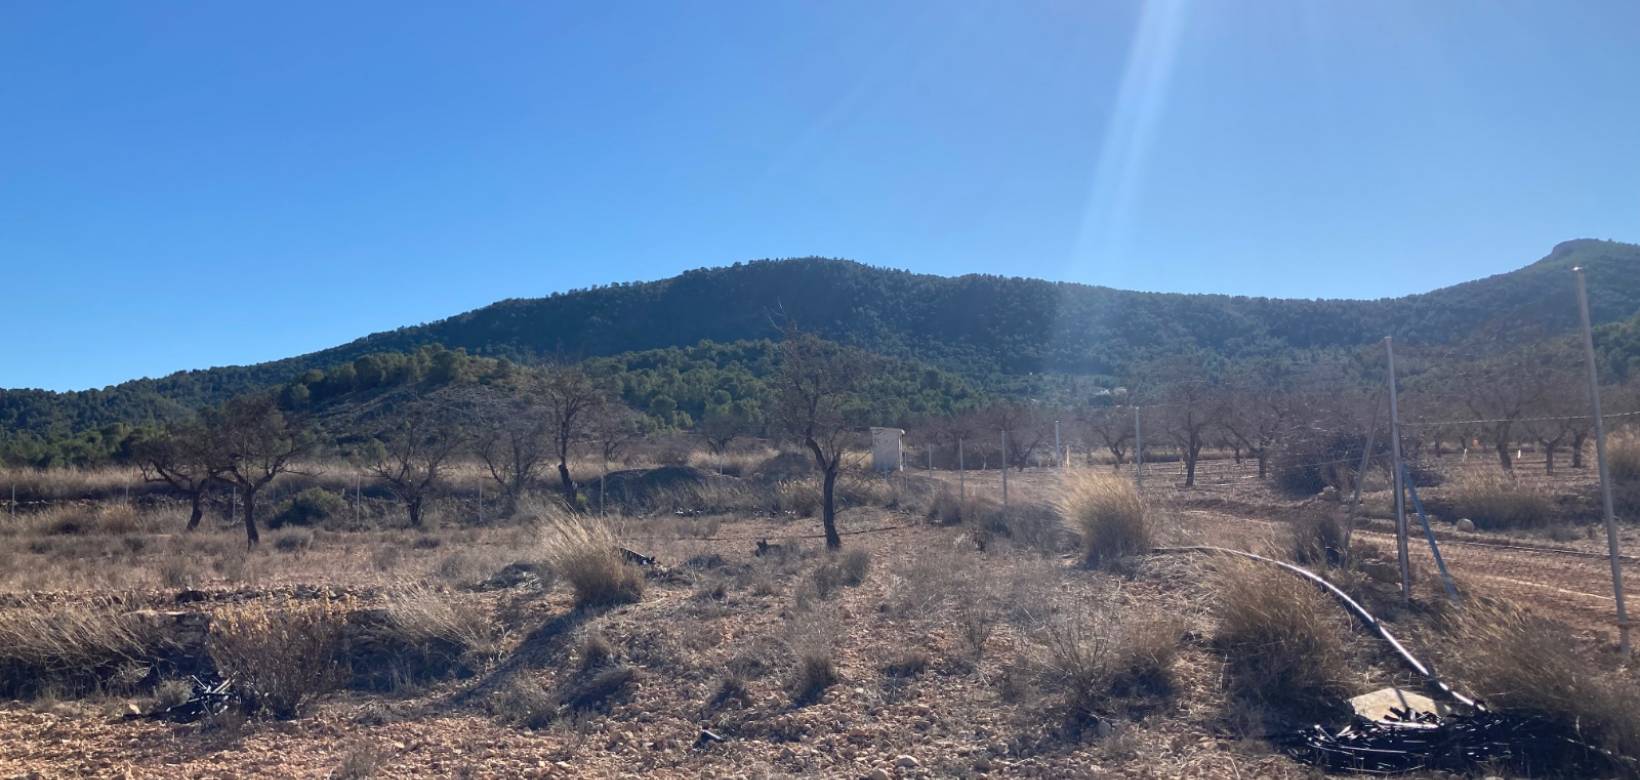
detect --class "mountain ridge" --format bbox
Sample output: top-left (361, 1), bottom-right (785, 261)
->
top-left (3, 239), bottom-right (1638, 453)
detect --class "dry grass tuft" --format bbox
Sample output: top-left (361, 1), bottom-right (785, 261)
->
top-left (1211, 559), bottom-right (1353, 727)
top-left (1442, 602), bottom-right (1640, 762)
top-left (1021, 598), bottom-right (1181, 739)
top-left (771, 480), bottom-right (821, 517)
top-left (539, 515), bottom-right (645, 610)
top-left (786, 611), bottom-right (840, 706)
top-left (1609, 433), bottom-right (1640, 484)
top-left (809, 548), bottom-right (871, 599)
top-left (1057, 472), bottom-right (1151, 568)
top-left (1289, 513), bottom-right (1347, 567)
top-left (209, 597), bottom-right (351, 719)
top-left (0, 598), bottom-right (171, 698)
top-left (1438, 470), bottom-right (1556, 530)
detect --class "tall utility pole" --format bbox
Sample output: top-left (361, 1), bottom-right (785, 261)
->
top-left (1385, 337), bottom-right (1411, 602)
top-left (1574, 267), bottom-right (1631, 654)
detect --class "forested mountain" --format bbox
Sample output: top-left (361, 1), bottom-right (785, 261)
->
top-left (3, 238), bottom-right (1638, 460)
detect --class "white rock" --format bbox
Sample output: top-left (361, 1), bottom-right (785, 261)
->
top-left (1456, 518), bottom-right (1476, 532)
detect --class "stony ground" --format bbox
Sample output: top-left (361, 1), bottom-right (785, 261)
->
top-left (0, 457), bottom-right (1634, 778)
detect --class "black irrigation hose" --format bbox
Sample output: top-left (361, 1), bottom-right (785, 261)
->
top-left (1149, 544), bottom-right (1483, 712)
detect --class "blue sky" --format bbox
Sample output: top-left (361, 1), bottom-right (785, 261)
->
top-left (3, 1), bottom-right (1638, 391)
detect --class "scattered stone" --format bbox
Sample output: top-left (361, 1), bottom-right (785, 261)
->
top-left (1456, 518), bottom-right (1477, 533)
top-left (1349, 687), bottom-right (1446, 723)
top-left (867, 769), bottom-right (892, 780)
top-left (895, 755), bottom-right (921, 768)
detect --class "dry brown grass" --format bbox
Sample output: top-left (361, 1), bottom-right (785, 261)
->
top-left (209, 597), bottom-right (352, 719)
top-left (785, 608), bottom-right (840, 706)
top-left (539, 515), bottom-right (645, 610)
top-left (1057, 472), bottom-right (1151, 568)
top-left (0, 597), bottom-right (172, 698)
top-left (1021, 598), bottom-right (1181, 739)
top-left (1438, 469), bottom-right (1557, 530)
top-left (1442, 602), bottom-right (1640, 763)
top-left (1289, 513), bottom-right (1347, 567)
top-left (1608, 433), bottom-right (1640, 484)
top-left (1211, 558), bottom-right (1354, 727)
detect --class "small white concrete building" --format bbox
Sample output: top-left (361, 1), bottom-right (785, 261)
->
top-left (870, 427), bottom-right (905, 472)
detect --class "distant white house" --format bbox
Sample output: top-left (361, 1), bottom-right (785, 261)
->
top-left (870, 427), bottom-right (905, 472)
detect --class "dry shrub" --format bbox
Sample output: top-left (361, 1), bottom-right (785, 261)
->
top-left (0, 598), bottom-right (172, 698)
top-left (881, 648), bottom-right (931, 680)
top-left (1290, 513), bottom-right (1347, 567)
top-left (539, 516), bottom-right (644, 610)
top-left (350, 587), bottom-right (500, 690)
top-left (1212, 559), bottom-right (1353, 726)
top-left (209, 597), bottom-right (351, 719)
top-left (558, 664), bottom-right (638, 712)
top-left (786, 610), bottom-right (839, 706)
top-left (809, 548), bottom-right (871, 599)
top-left (331, 741), bottom-right (389, 780)
top-left (1609, 433), bottom-right (1640, 483)
top-left (272, 528), bottom-right (314, 554)
top-left (1438, 470), bottom-right (1556, 530)
top-left (1443, 603), bottom-right (1640, 764)
top-left (1057, 472), bottom-right (1150, 568)
top-left (1016, 597), bottom-right (1180, 740)
top-left (771, 480), bottom-right (821, 517)
top-left (32, 503), bottom-right (143, 536)
top-left (489, 675), bottom-right (556, 729)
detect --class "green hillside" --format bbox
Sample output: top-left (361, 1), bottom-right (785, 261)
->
top-left (3, 238), bottom-right (1637, 460)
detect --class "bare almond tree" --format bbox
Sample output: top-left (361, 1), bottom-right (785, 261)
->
top-left (539, 367), bottom-right (608, 506)
top-left (473, 389), bottom-right (553, 516)
top-left (209, 394), bottom-right (311, 546)
top-left (772, 329), bottom-right (869, 550)
top-left (135, 421), bottom-right (224, 531)
top-left (366, 401), bottom-right (467, 527)
top-left (1081, 405), bottom-right (1133, 470)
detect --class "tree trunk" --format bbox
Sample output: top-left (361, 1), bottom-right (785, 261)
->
top-left (243, 488), bottom-right (259, 547)
top-left (186, 491), bottom-right (204, 531)
top-left (1572, 433), bottom-right (1587, 468)
top-left (1543, 444), bottom-right (1557, 476)
top-left (1496, 441), bottom-right (1513, 471)
top-left (1232, 446), bottom-right (1242, 465)
top-left (820, 468), bottom-right (841, 550)
top-left (1184, 444), bottom-right (1199, 488)
top-left (1256, 451), bottom-right (1268, 480)
top-left (408, 497), bottom-right (423, 528)
top-left (558, 461), bottom-right (577, 506)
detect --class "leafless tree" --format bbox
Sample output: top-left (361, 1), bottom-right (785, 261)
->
top-left (989, 401), bottom-right (1050, 471)
top-left (366, 401), bottom-right (466, 527)
top-left (771, 329), bottom-right (870, 550)
top-left (473, 390), bottom-right (553, 516)
top-left (209, 394), bottom-right (311, 546)
top-left (135, 421), bottom-right (224, 531)
top-left (1220, 379), bottom-right (1293, 480)
top-left (539, 366), bottom-right (608, 506)
top-left (589, 402), bottom-right (646, 465)
top-left (1080, 405), bottom-right (1133, 470)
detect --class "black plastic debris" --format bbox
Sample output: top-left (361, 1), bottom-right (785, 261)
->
top-left (124, 676), bottom-right (236, 723)
top-left (1282, 710), bottom-right (1625, 776)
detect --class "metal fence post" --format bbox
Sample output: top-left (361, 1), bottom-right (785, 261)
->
top-left (1386, 337), bottom-right (1412, 602)
top-left (1575, 266), bottom-right (1631, 654)
top-left (1134, 406), bottom-right (1144, 489)
top-left (1001, 429), bottom-right (1009, 508)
